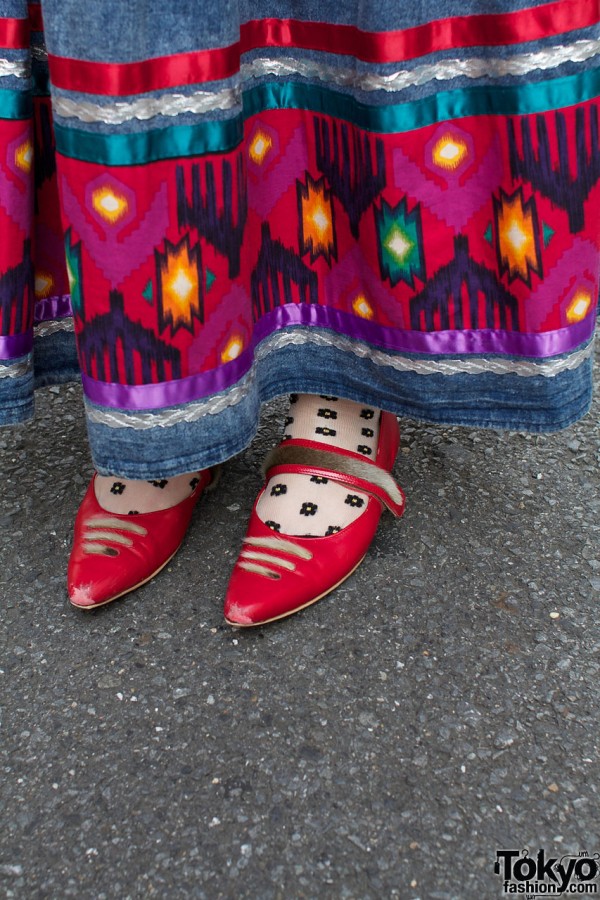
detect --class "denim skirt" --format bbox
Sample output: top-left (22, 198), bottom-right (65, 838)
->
top-left (0, 1), bottom-right (598, 476)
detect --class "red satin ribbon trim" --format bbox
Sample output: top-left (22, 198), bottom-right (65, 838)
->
top-left (48, 0), bottom-right (598, 96)
top-left (243, 1), bottom-right (595, 63)
top-left (0, 17), bottom-right (29, 50)
top-left (48, 45), bottom-right (238, 96)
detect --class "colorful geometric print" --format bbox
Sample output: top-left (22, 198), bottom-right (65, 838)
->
top-left (27, 0), bottom-right (600, 426)
top-left (0, 1), bottom-right (69, 362)
top-left (55, 101), bottom-right (600, 395)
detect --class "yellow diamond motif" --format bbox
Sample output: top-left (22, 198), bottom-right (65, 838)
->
top-left (34, 272), bottom-right (54, 299)
top-left (92, 186), bottom-right (129, 224)
top-left (352, 294), bottom-right (374, 320)
top-left (506, 222), bottom-right (528, 252)
top-left (566, 289), bottom-right (592, 323)
top-left (249, 131), bottom-right (273, 165)
top-left (221, 335), bottom-right (244, 363)
top-left (311, 206), bottom-right (330, 234)
top-left (496, 189), bottom-right (540, 283)
top-left (15, 140), bottom-right (33, 173)
top-left (299, 174), bottom-right (336, 263)
top-left (432, 134), bottom-right (468, 171)
top-left (168, 270), bottom-right (194, 302)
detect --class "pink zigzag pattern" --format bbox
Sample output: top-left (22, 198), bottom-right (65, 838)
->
top-left (60, 176), bottom-right (170, 288)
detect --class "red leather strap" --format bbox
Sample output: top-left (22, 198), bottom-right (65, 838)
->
top-left (264, 442), bottom-right (405, 517)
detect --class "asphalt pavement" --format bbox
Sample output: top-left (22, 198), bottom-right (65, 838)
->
top-left (1, 353), bottom-right (599, 899)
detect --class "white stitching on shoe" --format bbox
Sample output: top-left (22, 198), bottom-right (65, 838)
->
top-left (86, 516), bottom-right (148, 535)
top-left (237, 561), bottom-right (282, 579)
top-left (82, 543), bottom-right (120, 557)
top-left (83, 530), bottom-right (135, 547)
top-left (244, 536), bottom-right (313, 560)
top-left (240, 550), bottom-right (297, 571)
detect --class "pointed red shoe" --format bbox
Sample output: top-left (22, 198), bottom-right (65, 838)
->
top-left (67, 470), bottom-right (213, 609)
top-left (224, 411), bottom-right (405, 627)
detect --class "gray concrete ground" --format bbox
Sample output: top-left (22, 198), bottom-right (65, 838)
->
top-left (0, 354), bottom-right (599, 900)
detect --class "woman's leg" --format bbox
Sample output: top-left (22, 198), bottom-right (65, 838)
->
top-left (93, 472), bottom-right (203, 515)
top-left (256, 395), bottom-right (380, 536)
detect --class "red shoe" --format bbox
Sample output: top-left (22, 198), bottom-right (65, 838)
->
top-left (68, 470), bottom-right (214, 609)
top-left (224, 412), bottom-right (405, 626)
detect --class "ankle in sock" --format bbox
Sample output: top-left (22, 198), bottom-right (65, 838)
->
top-left (257, 395), bottom-right (380, 536)
top-left (94, 471), bottom-right (203, 515)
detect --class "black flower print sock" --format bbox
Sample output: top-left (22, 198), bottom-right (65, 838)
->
top-left (94, 470), bottom-right (204, 515)
top-left (256, 394), bottom-right (380, 536)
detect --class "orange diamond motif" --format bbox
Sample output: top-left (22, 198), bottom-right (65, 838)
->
top-left (156, 236), bottom-right (203, 335)
top-left (298, 174), bottom-right (336, 264)
top-left (495, 188), bottom-right (542, 285)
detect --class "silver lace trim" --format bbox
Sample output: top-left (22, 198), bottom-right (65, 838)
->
top-left (53, 86), bottom-right (241, 124)
top-left (34, 318), bottom-right (75, 338)
top-left (85, 368), bottom-right (255, 429)
top-left (52, 38), bottom-right (599, 125)
top-left (0, 359), bottom-right (31, 379)
top-left (31, 46), bottom-right (48, 63)
top-left (84, 330), bottom-right (594, 430)
top-left (267, 330), bottom-right (595, 378)
top-left (245, 39), bottom-right (600, 94)
top-left (0, 58), bottom-right (30, 79)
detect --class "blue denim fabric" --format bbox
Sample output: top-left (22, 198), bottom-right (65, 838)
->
top-left (87, 382), bottom-right (263, 479)
top-left (86, 332), bottom-right (594, 479)
top-left (0, 356), bottom-right (34, 425)
top-left (40, 0), bottom-right (554, 62)
top-left (0, 1), bottom-right (26, 18)
top-left (0, 332), bottom-right (79, 426)
top-left (33, 330), bottom-right (80, 390)
top-left (41, 1), bottom-right (240, 61)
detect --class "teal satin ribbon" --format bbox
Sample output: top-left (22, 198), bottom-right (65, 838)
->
top-left (54, 67), bottom-right (600, 165)
top-left (54, 116), bottom-right (244, 165)
top-left (0, 89), bottom-right (32, 121)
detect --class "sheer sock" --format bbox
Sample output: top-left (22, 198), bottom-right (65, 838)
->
top-left (94, 472), bottom-right (203, 515)
top-left (256, 394), bottom-right (380, 536)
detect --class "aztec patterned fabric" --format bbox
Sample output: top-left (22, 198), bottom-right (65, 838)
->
top-left (0, 0), bottom-right (75, 424)
top-left (1, 1), bottom-right (599, 476)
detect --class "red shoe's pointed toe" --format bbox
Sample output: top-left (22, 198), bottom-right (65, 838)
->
top-left (223, 509), bottom-right (379, 626)
top-left (68, 471), bottom-right (212, 609)
top-left (67, 580), bottom-right (102, 609)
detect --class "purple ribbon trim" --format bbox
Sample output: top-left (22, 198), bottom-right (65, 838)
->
top-left (82, 342), bottom-right (255, 410)
top-left (81, 304), bottom-right (596, 412)
top-left (254, 304), bottom-right (595, 357)
top-left (0, 295), bottom-right (73, 360)
top-left (0, 331), bottom-right (32, 360)
top-left (34, 294), bottom-right (73, 323)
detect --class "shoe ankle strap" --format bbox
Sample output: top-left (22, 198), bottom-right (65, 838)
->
top-left (263, 440), bottom-right (405, 517)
